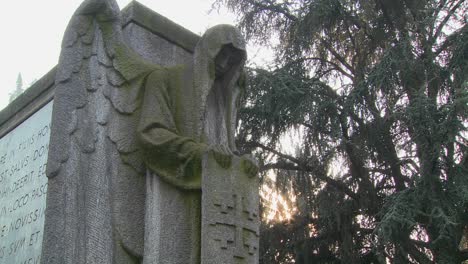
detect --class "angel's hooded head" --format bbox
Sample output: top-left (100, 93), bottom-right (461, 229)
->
top-left (192, 25), bottom-right (247, 149)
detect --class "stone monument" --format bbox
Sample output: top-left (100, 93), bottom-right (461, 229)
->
top-left (0, 102), bottom-right (52, 264)
top-left (39, 0), bottom-right (259, 263)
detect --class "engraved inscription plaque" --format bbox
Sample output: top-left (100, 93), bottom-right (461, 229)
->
top-left (0, 101), bottom-right (52, 264)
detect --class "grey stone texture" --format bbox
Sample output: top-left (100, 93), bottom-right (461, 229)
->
top-left (0, 68), bottom-right (55, 139)
top-left (202, 156), bottom-right (260, 263)
top-left (40, 0), bottom-right (259, 263)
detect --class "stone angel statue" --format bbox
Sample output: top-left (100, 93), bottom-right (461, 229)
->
top-left (42, 0), bottom-right (259, 263)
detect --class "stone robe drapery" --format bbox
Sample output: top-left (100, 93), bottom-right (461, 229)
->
top-left (41, 0), bottom-right (253, 262)
top-left (138, 25), bottom-right (247, 263)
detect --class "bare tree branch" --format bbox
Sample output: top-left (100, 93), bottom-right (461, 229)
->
top-left (244, 0), bottom-right (297, 21)
top-left (431, 0), bottom-right (464, 43)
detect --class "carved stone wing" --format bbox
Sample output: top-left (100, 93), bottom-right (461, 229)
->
top-left (47, 0), bottom-right (157, 178)
top-left (43, 0), bottom-right (157, 262)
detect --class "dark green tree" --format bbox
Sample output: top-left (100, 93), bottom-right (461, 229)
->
top-left (215, 0), bottom-right (468, 263)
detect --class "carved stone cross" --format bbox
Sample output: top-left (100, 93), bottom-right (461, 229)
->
top-left (202, 156), bottom-right (260, 264)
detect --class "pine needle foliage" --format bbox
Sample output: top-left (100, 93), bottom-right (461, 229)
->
top-left (215, 0), bottom-right (468, 263)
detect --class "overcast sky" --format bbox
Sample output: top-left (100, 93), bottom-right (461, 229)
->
top-left (0, 0), bottom-right (241, 110)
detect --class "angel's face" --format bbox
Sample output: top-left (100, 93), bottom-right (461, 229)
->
top-left (214, 44), bottom-right (244, 78)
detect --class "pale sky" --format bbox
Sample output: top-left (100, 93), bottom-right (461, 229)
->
top-left (0, 0), bottom-right (241, 110)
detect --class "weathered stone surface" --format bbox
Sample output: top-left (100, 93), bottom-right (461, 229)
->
top-left (0, 101), bottom-right (52, 264)
top-left (202, 155), bottom-right (260, 263)
top-left (40, 0), bottom-right (259, 263)
top-left (138, 24), bottom-right (256, 264)
top-left (42, 1), bottom-right (152, 262)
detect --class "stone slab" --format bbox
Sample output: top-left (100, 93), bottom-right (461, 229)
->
top-left (202, 155), bottom-right (260, 264)
top-left (0, 101), bottom-right (52, 264)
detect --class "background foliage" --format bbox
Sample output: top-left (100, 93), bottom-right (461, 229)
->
top-left (215, 0), bottom-right (468, 263)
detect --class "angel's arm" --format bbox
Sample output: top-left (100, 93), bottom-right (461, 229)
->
top-left (138, 70), bottom-right (206, 189)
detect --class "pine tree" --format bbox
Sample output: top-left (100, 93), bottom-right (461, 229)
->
top-left (215, 0), bottom-right (468, 262)
top-left (9, 73), bottom-right (24, 102)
